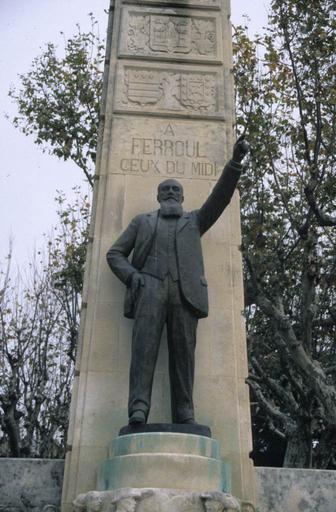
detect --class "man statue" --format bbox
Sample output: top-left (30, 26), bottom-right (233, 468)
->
top-left (106, 136), bottom-right (249, 426)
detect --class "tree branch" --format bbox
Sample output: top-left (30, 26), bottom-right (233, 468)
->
top-left (304, 185), bottom-right (336, 227)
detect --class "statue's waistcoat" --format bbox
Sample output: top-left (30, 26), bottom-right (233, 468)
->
top-left (140, 216), bottom-right (179, 282)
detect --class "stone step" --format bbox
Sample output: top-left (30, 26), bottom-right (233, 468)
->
top-left (109, 432), bottom-right (219, 459)
top-left (97, 452), bottom-right (230, 493)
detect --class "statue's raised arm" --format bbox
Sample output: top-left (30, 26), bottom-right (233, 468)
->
top-left (197, 135), bottom-right (250, 235)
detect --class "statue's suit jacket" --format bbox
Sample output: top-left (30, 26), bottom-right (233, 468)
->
top-left (106, 160), bottom-right (242, 319)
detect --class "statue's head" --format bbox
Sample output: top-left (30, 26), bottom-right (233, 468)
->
top-left (157, 179), bottom-right (184, 205)
top-left (87, 491), bottom-right (104, 512)
top-left (73, 491), bottom-right (104, 512)
top-left (201, 493), bottom-right (240, 512)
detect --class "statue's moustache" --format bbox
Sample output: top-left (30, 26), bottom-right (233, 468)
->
top-left (161, 196), bottom-right (179, 202)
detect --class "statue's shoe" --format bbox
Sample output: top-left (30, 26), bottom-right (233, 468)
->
top-left (129, 410), bottom-right (146, 425)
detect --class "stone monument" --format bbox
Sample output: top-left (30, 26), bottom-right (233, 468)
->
top-left (61, 1), bottom-right (255, 510)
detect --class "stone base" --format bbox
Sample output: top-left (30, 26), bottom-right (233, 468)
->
top-left (73, 433), bottom-right (256, 511)
top-left (73, 488), bottom-right (247, 512)
top-left (98, 432), bottom-right (229, 492)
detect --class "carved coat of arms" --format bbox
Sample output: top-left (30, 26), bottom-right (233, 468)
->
top-left (149, 16), bottom-right (192, 53)
top-left (122, 68), bottom-right (217, 113)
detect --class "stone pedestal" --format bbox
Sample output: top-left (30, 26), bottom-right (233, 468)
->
top-left (61, 0), bottom-right (255, 510)
top-left (72, 431), bottom-right (252, 511)
top-left (72, 431), bottom-right (258, 511)
top-left (98, 432), bottom-right (230, 492)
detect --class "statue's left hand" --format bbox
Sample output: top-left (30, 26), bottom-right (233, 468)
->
top-left (232, 135), bottom-right (250, 163)
top-left (130, 272), bottom-right (145, 302)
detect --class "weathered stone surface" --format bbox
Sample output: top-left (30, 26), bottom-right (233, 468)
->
top-left (114, 63), bottom-right (225, 119)
top-left (73, 488), bottom-right (241, 512)
top-left (109, 432), bottom-right (218, 458)
top-left (255, 467), bottom-right (336, 512)
top-left (97, 433), bottom-right (230, 493)
top-left (98, 454), bottom-right (229, 493)
top-left (107, 118), bottom-right (228, 181)
top-left (3, 460), bottom-right (335, 512)
top-left (0, 458), bottom-right (64, 512)
top-left (118, 6), bottom-right (223, 64)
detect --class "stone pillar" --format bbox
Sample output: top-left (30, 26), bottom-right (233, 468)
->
top-left (62, 1), bottom-right (255, 510)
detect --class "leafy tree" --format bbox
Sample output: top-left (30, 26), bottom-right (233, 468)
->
top-left (0, 190), bottom-right (90, 457)
top-left (9, 16), bottom-right (104, 187)
top-left (234, 0), bottom-right (336, 468)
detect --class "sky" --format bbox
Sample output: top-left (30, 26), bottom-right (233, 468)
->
top-left (0, 0), bottom-right (270, 270)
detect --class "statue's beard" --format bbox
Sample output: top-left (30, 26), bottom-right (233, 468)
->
top-left (159, 200), bottom-right (183, 218)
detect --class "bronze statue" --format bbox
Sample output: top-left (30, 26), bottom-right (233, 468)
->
top-left (107, 136), bottom-right (249, 426)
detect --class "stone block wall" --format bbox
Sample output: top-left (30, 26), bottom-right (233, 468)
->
top-left (1, 459), bottom-right (335, 511)
top-left (255, 467), bottom-right (336, 512)
top-left (0, 458), bottom-right (64, 512)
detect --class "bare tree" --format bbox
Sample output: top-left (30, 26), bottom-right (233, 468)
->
top-left (0, 190), bottom-right (90, 458)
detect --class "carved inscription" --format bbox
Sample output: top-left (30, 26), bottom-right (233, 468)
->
top-left (115, 64), bottom-right (223, 118)
top-left (120, 9), bottom-right (220, 62)
top-left (112, 123), bottom-right (225, 180)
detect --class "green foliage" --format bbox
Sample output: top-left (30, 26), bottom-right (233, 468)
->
top-left (234, 0), bottom-right (336, 468)
top-left (0, 190), bottom-right (90, 457)
top-left (8, 16), bottom-right (104, 187)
